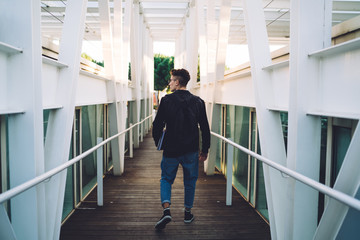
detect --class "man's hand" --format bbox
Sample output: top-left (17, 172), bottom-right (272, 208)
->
top-left (199, 152), bottom-right (208, 162)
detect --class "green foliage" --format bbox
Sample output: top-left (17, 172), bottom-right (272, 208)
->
top-left (81, 52), bottom-right (104, 67)
top-left (128, 62), bottom-right (131, 80)
top-left (81, 52), bottom-right (93, 61)
top-left (154, 54), bottom-right (174, 91)
top-left (92, 60), bottom-right (104, 67)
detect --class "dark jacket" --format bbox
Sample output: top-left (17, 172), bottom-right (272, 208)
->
top-left (152, 90), bottom-right (210, 157)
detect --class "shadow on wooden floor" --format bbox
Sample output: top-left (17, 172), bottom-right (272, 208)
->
top-left (60, 134), bottom-right (270, 240)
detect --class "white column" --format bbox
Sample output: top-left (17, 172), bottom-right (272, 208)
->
top-left (44, 1), bottom-right (88, 239)
top-left (99, 0), bottom-right (123, 175)
top-left (122, 0), bottom-right (132, 150)
top-left (113, 0), bottom-right (126, 174)
top-left (287, 1), bottom-right (330, 239)
top-left (0, 1), bottom-right (45, 239)
top-left (206, 0), bottom-right (231, 175)
top-left (242, 0), bottom-right (287, 239)
top-left (214, 0), bottom-right (231, 82)
top-left (197, 0), bottom-right (208, 100)
top-left (186, 2), bottom-right (199, 91)
top-left (130, 1), bottom-right (141, 148)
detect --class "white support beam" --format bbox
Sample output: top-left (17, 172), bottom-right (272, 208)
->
top-left (0, 1), bottom-right (45, 239)
top-left (203, 0), bottom-right (217, 175)
top-left (130, 2), bottom-right (142, 148)
top-left (113, 0), bottom-right (126, 174)
top-left (206, 0), bottom-right (231, 175)
top-left (286, 1), bottom-right (332, 239)
top-left (242, 1), bottom-right (288, 239)
top-left (197, 0), bottom-right (208, 88)
top-left (215, 0), bottom-right (231, 82)
top-left (186, 4), bottom-right (199, 91)
top-left (99, 0), bottom-right (123, 175)
top-left (122, 0), bottom-right (132, 153)
top-left (43, 1), bottom-right (88, 239)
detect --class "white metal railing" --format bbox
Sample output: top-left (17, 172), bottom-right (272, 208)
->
top-left (0, 114), bottom-right (153, 206)
top-left (211, 131), bottom-right (360, 211)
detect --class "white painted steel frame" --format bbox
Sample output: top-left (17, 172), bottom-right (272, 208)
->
top-left (0, 115), bottom-right (153, 205)
top-left (0, 116), bottom-right (153, 238)
top-left (211, 132), bottom-right (360, 211)
top-left (99, 0), bottom-right (123, 176)
top-left (44, 2), bottom-right (89, 239)
top-left (287, 1), bottom-right (332, 239)
top-left (0, 1), bottom-right (45, 239)
top-left (242, 1), bottom-right (287, 238)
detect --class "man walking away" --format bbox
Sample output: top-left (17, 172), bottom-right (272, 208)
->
top-left (152, 68), bottom-right (210, 230)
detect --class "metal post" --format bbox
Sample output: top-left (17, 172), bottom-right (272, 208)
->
top-left (97, 137), bottom-right (103, 206)
top-left (129, 123), bottom-right (133, 158)
top-left (226, 143), bottom-right (234, 206)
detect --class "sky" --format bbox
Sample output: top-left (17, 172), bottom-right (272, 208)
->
top-left (153, 41), bottom-right (285, 69)
top-left (153, 41), bottom-right (250, 68)
top-left (83, 40), bottom-right (285, 70)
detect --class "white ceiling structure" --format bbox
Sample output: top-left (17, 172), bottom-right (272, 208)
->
top-left (40, 0), bottom-right (360, 47)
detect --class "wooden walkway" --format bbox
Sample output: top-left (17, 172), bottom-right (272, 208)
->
top-left (60, 133), bottom-right (270, 240)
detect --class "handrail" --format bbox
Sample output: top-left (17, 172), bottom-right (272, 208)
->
top-left (0, 114), bottom-right (153, 204)
top-left (210, 131), bottom-right (360, 211)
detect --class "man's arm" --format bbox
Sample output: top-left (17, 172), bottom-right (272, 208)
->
top-left (198, 99), bottom-right (210, 157)
top-left (152, 97), bottom-right (166, 146)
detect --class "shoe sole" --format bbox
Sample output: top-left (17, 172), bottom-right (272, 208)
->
top-left (184, 217), bottom-right (194, 224)
top-left (155, 215), bottom-right (172, 230)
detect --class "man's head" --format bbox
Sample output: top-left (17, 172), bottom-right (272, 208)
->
top-left (169, 68), bottom-right (190, 92)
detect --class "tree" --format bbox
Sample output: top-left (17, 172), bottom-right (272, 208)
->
top-left (154, 54), bottom-right (174, 91)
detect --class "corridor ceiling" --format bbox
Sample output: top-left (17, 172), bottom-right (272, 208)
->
top-left (41, 0), bottom-right (360, 45)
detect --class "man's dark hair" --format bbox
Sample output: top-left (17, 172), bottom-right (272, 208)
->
top-left (170, 68), bottom-right (190, 87)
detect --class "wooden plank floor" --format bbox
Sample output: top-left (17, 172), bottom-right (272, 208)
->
top-left (60, 133), bottom-right (271, 240)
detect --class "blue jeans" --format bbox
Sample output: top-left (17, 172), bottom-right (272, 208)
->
top-left (160, 151), bottom-right (199, 209)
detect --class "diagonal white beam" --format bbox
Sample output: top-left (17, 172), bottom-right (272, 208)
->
top-left (99, 0), bottom-right (123, 175)
top-left (43, 1), bottom-right (89, 239)
top-left (242, 1), bottom-right (287, 239)
top-left (286, 1), bottom-right (332, 239)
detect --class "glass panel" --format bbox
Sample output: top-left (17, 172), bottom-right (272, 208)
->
top-left (279, 112), bottom-right (288, 152)
top-left (255, 131), bottom-right (268, 220)
top-left (249, 111), bottom-right (257, 205)
top-left (224, 105), bottom-right (235, 176)
top-left (318, 117), bottom-right (328, 222)
top-left (75, 109), bottom-right (81, 204)
top-left (215, 105), bottom-right (223, 170)
top-left (232, 106), bottom-right (250, 197)
top-left (124, 102), bottom-right (129, 153)
top-left (81, 105), bottom-right (103, 198)
top-left (140, 99), bottom-right (144, 139)
top-left (0, 117), bottom-right (2, 193)
top-left (96, 105), bottom-right (104, 174)
top-left (62, 139), bottom-right (74, 220)
top-left (43, 110), bottom-right (50, 143)
top-left (331, 125), bottom-right (351, 187)
top-left (1, 116), bottom-right (11, 214)
top-left (256, 158), bottom-right (268, 220)
top-left (0, 117), bottom-right (3, 193)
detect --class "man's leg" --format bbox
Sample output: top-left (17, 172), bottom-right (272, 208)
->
top-left (155, 155), bottom-right (179, 230)
top-left (181, 151), bottom-right (199, 223)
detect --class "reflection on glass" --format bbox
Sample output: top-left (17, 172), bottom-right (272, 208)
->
top-left (81, 105), bottom-right (103, 198)
top-left (232, 106), bottom-right (250, 197)
top-left (75, 109), bottom-right (81, 204)
top-left (331, 126), bottom-right (351, 187)
top-left (249, 111), bottom-right (256, 205)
